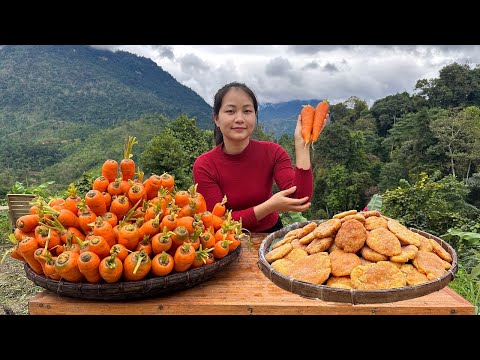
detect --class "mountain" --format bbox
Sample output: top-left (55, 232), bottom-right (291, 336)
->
top-left (259, 99), bottom-right (323, 138)
top-left (0, 45), bottom-right (212, 131)
top-left (0, 45), bottom-right (214, 196)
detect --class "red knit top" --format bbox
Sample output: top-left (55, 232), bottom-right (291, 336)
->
top-left (192, 139), bottom-right (313, 232)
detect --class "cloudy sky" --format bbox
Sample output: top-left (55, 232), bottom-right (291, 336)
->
top-left (93, 45), bottom-right (480, 107)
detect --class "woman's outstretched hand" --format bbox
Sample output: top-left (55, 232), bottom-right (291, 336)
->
top-left (269, 186), bottom-right (311, 213)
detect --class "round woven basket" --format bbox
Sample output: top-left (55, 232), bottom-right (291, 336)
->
top-left (25, 245), bottom-right (241, 301)
top-left (257, 221), bottom-right (458, 304)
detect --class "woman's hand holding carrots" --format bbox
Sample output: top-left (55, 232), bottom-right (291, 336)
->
top-left (298, 100), bottom-right (329, 147)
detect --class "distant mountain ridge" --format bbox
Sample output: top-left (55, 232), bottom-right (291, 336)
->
top-left (259, 99), bottom-right (323, 138)
top-left (0, 45), bottom-right (213, 130)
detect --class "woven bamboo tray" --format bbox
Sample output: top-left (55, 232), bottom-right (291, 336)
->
top-left (257, 221), bottom-right (458, 304)
top-left (24, 245), bottom-right (241, 301)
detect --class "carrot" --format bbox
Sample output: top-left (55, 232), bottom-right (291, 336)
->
top-left (13, 228), bottom-right (34, 242)
top-left (178, 200), bottom-right (197, 218)
top-left (211, 214), bottom-right (224, 232)
top-left (212, 238), bottom-right (232, 259)
top-left (175, 216), bottom-right (195, 234)
top-left (151, 226), bottom-right (174, 255)
top-left (160, 173), bottom-right (175, 193)
top-left (17, 235), bottom-right (43, 274)
top-left (16, 214), bottom-right (40, 233)
top-left (144, 174), bottom-right (163, 200)
top-left (102, 159), bottom-right (119, 183)
top-left (120, 179), bottom-right (131, 195)
top-left (160, 211), bottom-right (178, 232)
top-left (57, 208), bottom-right (79, 229)
top-left (66, 227), bottom-right (85, 244)
top-left (49, 197), bottom-right (65, 210)
top-left (77, 251), bottom-right (102, 283)
top-left (134, 200), bottom-right (149, 220)
top-left (85, 190), bottom-right (107, 216)
top-left (86, 235), bottom-right (111, 259)
top-left (77, 202), bottom-right (97, 235)
top-left (102, 212), bottom-right (118, 228)
top-left (138, 214), bottom-right (161, 239)
top-left (205, 252), bottom-right (215, 265)
top-left (117, 223), bottom-right (141, 251)
top-left (127, 182), bottom-right (147, 205)
top-left (34, 225), bottom-right (62, 250)
top-left (109, 195), bottom-right (132, 220)
top-left (33, 247), bottom-right (49, 275)
top-left (99, 252), bottom-right (123, 283)
top-left (188, 183), bottom-right (207, 214)
top-left (64, 183), bottom-right (82, 214)
top-left (212, 195), bottom-right (228, 217)
top-left (199, 229), bottom-right (216, 250)
top-left (171, 225), bottom-right (190, 253)
top-left (102, 191), bottom-right (112, 210)
top-left (93, 176), bottom-right (110, 193)
top-left (311, 99), bottom-right (329, 143)
top-left (5, 234), bottom-right (25, 262)
top-left (54, 250), bottom-right (84, 282)
top-left (91, 217), bottom-right (116, 248)
top-left (135, 236), bottom-right (153, 258)
top-left (190, 245), bottom-right (214, 268)
top-left (300, 104), bottom-right (315, 146)
top-left (173, 242), bottom-right (195, 272)
top-left (151, 251), bottom-right (174, 276)
top-left (123, 249), bottom-right (151, 281)
top-left (120, 136), bottom-right (138, 181)
top-left (200, 211), bottom-right (213, 230)
top-left (188, 228), bottom-right (202, 251)
top-left (107, 179), bottom-right (124, 196)
top-left (110, 243), bottom-right (129, 262)
top-left (174, 191), bottom-right (190, 209)
top-left (192, 214), bottom-right (205, 233)
top-left (43, 254), bottom-right (61, 280)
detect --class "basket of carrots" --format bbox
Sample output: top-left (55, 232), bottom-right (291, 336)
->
top-left (8, 136), bottom-right (248, 301)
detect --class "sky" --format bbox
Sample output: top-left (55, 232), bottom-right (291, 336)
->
top-left (92, 45), bottom-right (480, 107)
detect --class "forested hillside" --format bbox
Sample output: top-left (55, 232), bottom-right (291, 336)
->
top-left (0, 45), bottom-right (214, 195)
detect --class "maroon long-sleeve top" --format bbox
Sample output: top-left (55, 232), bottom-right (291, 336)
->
top-left (192, 139), bottom-right (313, 232)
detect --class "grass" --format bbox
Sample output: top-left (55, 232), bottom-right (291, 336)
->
top-left (449, 266), bottom-right (480, 314)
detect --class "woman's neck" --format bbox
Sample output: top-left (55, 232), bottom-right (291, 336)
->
top-left (222, 138), bottom-right (250, 155)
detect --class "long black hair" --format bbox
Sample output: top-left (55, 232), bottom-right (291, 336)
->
top-left (212, 82), bottom-right (259, 146)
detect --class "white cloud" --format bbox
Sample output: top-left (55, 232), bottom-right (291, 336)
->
top-left (91, 45), bottom-right (480, 107)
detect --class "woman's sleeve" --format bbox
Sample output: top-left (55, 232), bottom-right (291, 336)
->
top-left (272, 145), bottom-right (313, 201)
top-left (193, 157), bottom-right (260, 229)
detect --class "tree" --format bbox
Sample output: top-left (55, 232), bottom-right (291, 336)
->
top-left (369, 92), bottom-right (419, 136)
top-left (139, 115), bottom-right (212, 190)
top-left (415, 62), bottom-right (480, 108)
top-left (429, 107), bottom-right (478, 179)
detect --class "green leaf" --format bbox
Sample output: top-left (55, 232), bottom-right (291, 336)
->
top-left (366, 194), bottom-right (382, 211)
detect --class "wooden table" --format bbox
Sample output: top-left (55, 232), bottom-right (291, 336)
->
top-left (28, 233), bottom-right (476, 315)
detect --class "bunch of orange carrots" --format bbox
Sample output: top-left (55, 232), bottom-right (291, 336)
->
top-left (5, 135), bottom-right (249, 284)
top-left (300, 99), bottom-right (329, 147)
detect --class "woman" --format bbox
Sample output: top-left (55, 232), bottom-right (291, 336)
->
top-left (193, 82), bottom-right (317, 233)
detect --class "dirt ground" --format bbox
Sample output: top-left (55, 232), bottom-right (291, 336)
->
top-left (0, 245), bottom-right (43, 315)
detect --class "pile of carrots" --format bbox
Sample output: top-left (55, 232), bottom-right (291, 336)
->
top-left (5, 136), bottom-right (249, 284)
top-left (300, 99), bottom-right (329, 147)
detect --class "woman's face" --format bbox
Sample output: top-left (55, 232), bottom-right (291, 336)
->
top-left (215, 87), bottom-right (256, 144)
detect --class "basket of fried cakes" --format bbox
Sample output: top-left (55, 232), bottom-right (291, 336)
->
top-left (258, 210), bottom-right (457, 304)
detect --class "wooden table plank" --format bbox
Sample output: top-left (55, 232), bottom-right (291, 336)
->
top-left (28, 233), bottom-right (476, 315)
